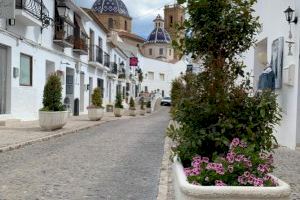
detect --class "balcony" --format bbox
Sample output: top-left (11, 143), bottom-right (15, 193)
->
top-left (15, 0), bottom-right (50, 27)
top-left (89, 45), bottom-right (108, 70)
top-left (104, 52), bottom-right (110, 68)
top-left (53, 18), bottom-right (74, 48)
top-left (107, 62), bottom-right (118, 79)
top-left (73, 35), bottom-right (88, 55)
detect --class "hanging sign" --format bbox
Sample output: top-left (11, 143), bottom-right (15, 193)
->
top-left (130, 57), bottom-right (138, 67)
top-left (0, 0), bottom-right (15, 19)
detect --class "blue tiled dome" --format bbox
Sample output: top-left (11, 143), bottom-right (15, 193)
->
top-left (92, 0), bottom-right (130, 18)
top-left (145, 28), bottom-right (172, 44)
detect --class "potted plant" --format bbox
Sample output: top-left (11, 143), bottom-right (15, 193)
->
top-left (140, 99), bottom-right (145, 116)
top-left (87, 87), bottom-right (104, 121)
top-left (168, 0), bottom-right (290, 199)
top-left (39, 74), bottom-right (68, 131)
top-left (129, 97), bottom-right (136, 116)
top-left (114, 92), bottom-right (124, 117)
top-left (146, 101), bottom-right (151, 113)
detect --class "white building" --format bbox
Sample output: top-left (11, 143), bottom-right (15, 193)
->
top-left (244, 0), bottom-right (300, 149)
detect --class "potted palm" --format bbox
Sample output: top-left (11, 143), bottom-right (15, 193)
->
top-left (114, 93), bottom-right (124, 117)
top-left (140, 99), bottom-right (145, 116)
top-left (146, 101), bottom-right (151, 113)
top-left (87, 87), bottom-right (104, 121)
top-left (129, 97), bottom-right (136, 116)
top-left (39, 74), bottom-right (68, 131)
top-left (168, 0), bottom-right (291, 199)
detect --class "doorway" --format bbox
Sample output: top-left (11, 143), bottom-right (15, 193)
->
top-left (80, 73), bottom-right (85, 112)
top-left (66, 68), bottom-right (75, 113)
top-left (0, 45), bottom-right (8, 114)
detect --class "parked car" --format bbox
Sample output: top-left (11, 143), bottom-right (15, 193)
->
top-left (161, 97), bottom-right (172, 106)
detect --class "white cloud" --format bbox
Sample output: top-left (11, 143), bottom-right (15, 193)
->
top-left (75, 0), bottom-right (174, 38)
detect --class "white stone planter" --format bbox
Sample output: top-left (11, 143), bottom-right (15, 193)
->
top-left (114, 108), bottom-right (123, 117)
top-left (39, 111), bottom-right (68, 131)
top-left (172, 156), bottom-right (291, 200)
top-left (146, 108), bottom-right (151, 113)
top-left (140, 109), bottom-right (146, 116)
top-left (88, 108), bottom-right (104, 121)
top-left (129, 109), bottom-right (136, 116)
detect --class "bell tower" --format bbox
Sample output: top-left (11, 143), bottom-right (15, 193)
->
top-left (164, 3), bottom-right (185, 41)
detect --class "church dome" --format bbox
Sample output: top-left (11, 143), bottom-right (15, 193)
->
top-left (92, 0), bottom-right (130, 18)
top-left (145, 28), bottom-right (171, 44)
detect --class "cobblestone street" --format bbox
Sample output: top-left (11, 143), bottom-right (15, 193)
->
top-left (0, 108), bottom-right (170, 200)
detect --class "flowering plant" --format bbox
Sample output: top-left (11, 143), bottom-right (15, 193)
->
top-left (184, 138), bottom-right (278, 187)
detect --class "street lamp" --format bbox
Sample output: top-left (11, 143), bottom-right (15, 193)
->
top-left (284, 6), bottom-right (298, 24)
top-left (57, 3), bottom-right (70, 18)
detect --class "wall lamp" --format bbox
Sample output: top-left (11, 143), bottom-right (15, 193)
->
top-left (284, 6), bottom-right (297, 56)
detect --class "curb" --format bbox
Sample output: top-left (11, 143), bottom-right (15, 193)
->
top-left (0, 111), bottom-right (159, 154)
top-left (157, 135), bottom-right (173, 200)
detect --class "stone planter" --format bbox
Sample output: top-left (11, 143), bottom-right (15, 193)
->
top-left (129, 109), bottom-right (136, 116)
top-left (39, 111), bottom-right (68, 131)
top-left (172, 156), bottom-right (291, 200)
top-left (140, 109), bottom-right (146, 116)
top-left (114, 108), bottom-right (123, 117)
top-left (88, 108), bottom-right (104, 121)
top-left (146, 108), bottom-right (151, 113)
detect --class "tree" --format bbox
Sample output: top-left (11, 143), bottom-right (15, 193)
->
top-left (168, 0), bottom-right (281, 163)
top-left (91, 87), bottom-right (103, 108)
top-left (129, 97), bottom-right (136, 110)
top-left (42, 74), bottom-right (64, 111)
top-left (115, 93), bottom-right (124, 109)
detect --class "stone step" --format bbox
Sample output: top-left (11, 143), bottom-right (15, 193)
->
top-left (0, 119), bottom-right (21, 127)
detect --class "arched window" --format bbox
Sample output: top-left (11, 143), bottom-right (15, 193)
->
top-left (125, 20), bottom-right (127, 30)
top-left (108, 18), bottom-right (113, 29)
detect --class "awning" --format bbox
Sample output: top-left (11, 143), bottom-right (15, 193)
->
top-left (74, 15), bottom-right (88, 37)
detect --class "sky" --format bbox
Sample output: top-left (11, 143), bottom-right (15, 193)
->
top-left (75, 0), bottom-right (177, 39)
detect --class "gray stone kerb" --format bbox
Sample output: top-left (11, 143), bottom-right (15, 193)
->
top-left (0, 111), bottom-right (158, 154)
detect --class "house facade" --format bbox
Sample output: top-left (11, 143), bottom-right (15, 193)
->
top-left (0, 0), bottom-right (188, 121)
top-left (244, 0), bottom-right (300, 149)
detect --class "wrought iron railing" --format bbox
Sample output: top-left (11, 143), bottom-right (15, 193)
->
top-left (89, 45), bottom-right (103, 64)
top-left (54, 20), bottom-right (74, 45)
top-left (109, 62), bottom-right (118, 74)
top-left (16, 0), bottom-right (50, 22)
top-left (104, 52), bottom-right (110, 68)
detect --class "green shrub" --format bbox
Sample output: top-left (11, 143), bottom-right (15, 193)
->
top-left (41, 74), bottom-right (65, 111)
top-left (129, 97), bottom-right (135, 110)
top-left (91, 87), bottom-right (103, 108)
top-left (168, 0), bottom-right (281, 165)
top-left (146, 101), bottom-right (151, 108)
top-left (115, 93), bottom-right (124, 109)
top-left (140, 99), bottom-right (145, 110)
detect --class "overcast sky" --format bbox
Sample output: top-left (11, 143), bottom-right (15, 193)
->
top-left (75, 0), bottom-right (176, 39)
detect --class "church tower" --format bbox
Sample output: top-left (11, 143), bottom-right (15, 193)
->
top-left (164, 3), bottom-right (185, 41)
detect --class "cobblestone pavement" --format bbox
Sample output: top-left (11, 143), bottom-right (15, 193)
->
top-left (0, 108), bottom-right (170, 200)
top-left (166, 146), bottom-right (300, 200)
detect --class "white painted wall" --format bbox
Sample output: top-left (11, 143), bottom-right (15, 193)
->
top-left (243, 0), bottom-right (300, 149)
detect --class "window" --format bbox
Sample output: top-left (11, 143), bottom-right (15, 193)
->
top-left (125, 20), bottom-right (127, 31)
top-left (159, 48), bottom-right (164, 55)
top-left (149, 48), bottom-right (153, 55)
top-left (20, 53), bottom-right (32, 86)
top-left (108, 18), bottom-right (113, 29)
top-left (170, 16), bottom-right (173, 27)
top-left (160, 73), bottom-right (165, 81)
top-left (148, 72), bottom-right (154, 80)
top-left (145, 86), bottom-right (148, 92)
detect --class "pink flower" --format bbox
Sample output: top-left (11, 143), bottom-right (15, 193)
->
top-left (238, 176), bottom-right (247, 185)
top-left (230, 138), bottom-right (240, 149)
top-left (227, 165), bottom-right (234, 173)
top-left (215, 180), bottom-right (227, 186)
top-left (201, 157), bottom-right (209, 163)
top-left (226, 152), bottom-right (235, 163)
top-left (253, 178), bottom-right (264, 187)
top-left (244, 171), bottom-right (250, 177)
top-left (239, 141), bottom-right (247, 148)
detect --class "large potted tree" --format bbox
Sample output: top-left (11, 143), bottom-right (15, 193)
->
top-left (114, 93), bottom-right (124, 117)
top-left (129, 97), bottom-right (136, 117)
top-left (168, 0), bottom-right (291, 199)
top-left (87, 87), bottom-right (104, 121)
top-left (39, 74), bottom-right (68, 131)
top-left (140, 99), bottom-right (145, 116)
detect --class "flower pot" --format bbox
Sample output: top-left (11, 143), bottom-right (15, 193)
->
top-left (146, 108), bottom-right (151, 113)
top-left (172, 156), bottom-right (291, 200)
top-left (39, 111), bottom-right (68, 131)
top-left (114, 108), bottom-right (123, 117)
top-left (140, 109), bottom-right (146, 116)
top-left (88, 108), bottom-right (104, 121)
top-left (129, 109), bottom-right (136, 116)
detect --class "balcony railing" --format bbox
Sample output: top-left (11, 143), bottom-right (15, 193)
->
top-left (109, 62), bottom-right (118, 75)
top-left (89, 45), bottom-right (103, 64)
top-left (16, 0), bottom-right (49, 22)
top-left (54, 21), bottom-right (74, 47)
top-left (104, 53), bottom-right (110, 68)
top-left (73, 33), bottom-right (88, 55)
